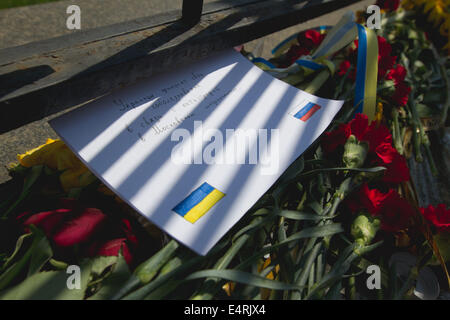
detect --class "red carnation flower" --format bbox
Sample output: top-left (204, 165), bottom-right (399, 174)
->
top-left (337, 60), bottom-right (350, 76)
top-left (322, 114), bottom-right (409, 183)
top-left (391, 81), bottom-right (411, 106)
top-left (298, 30), bottom-right (326, 50)
top-left (375, 0), bottom-right (400, 12)
top-left (347, 184), bottom-right (414, 232)
top-left (285, 30), bottom-right (326, 66)
top-left (365, 122), bottom-right (393, 153)
top-left (376, 191), bottom-right (415, 232)
top-left (386, 65), bottom-right (407, 84)
top-left (377, 36), bottom-right (397, 79)
top-left (346, 114), bottom-right (393, 153)
top-left (360, 183), bottom-right (396, 215)
top-left (421, 204), bottom-right (450, 233)
top-left (286, 45), bottom-right (311, 65)
top-left (373, 143), bottom-right (398, 164)
top-left (347, 183), bottom-right (395, 215)
top-left (377, 149), bottom-right (410, 183)
top-left (321, 123), bottom-right (351, 153)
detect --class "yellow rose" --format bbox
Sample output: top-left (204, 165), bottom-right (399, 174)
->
top-left (17, 139), bottom-right (95, 191)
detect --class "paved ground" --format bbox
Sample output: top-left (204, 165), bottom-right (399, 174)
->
top-left (0, 0), bottom-right (237, 49)
top-left (0, 0), bottom-right (375, 183)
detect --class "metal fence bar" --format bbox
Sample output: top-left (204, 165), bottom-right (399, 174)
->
top-left (182, 0), bottom-right (204, 24)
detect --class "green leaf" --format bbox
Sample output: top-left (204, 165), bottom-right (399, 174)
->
top-left (0, 260), bottom-right (92, 300)
top-left (307, 202), bottom-right (323, 215)
top-left (278, 157), bottom-right (304, 184)
top-left (27, 230), bottom-right (53, 276)
top-left (23, 165), bottom-right (44, 192)
top-left (1, 233), bottom-right (32, 271)
top-left (2, 165), bottom-right (43, 218)
top-left (90, 256), bottom-right (118, 277)
top-left (237, 223), bottom-right (344, 271)
top-left (113, 240), bottom-right (180, 299)
top-left (185, 269), bottom-right (305, 292)
top-left (306, 241), bottom-right (383, 299)
top-left (134, 240), bottom-right (179, 284)
top-left (144, 279), bottom-right (182, 300)
top-left (88, 253), bottom-right (131, 300)
top-left (0, 227), bottom-right (54, 290)
top-left (122, 254), bottom-right (205, 300)
top-left (232, 215), bottom-right (271, 242)
top-left (277, 210), bottom-right (332, 221)
top-left (297, 166), bottom-right (386, 180)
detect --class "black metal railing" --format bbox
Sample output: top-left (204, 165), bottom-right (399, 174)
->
top-left (0, 0), bottom-right (364, 133)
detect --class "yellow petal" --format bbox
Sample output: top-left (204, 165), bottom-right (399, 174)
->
top-left (17, 139), bottom-right (61, 168)
top-left (59, 166), bottom-right (90, 192)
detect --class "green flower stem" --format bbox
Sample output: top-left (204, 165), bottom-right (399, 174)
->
top-left (392, 108), bottom-right (404, 155)
top-left (423, 144), bottom-right (438, 176)
top-left (291, 241), bottom-right (322, 299)
top-left (408, 94), bottom-right (424, 162)
top-left (346, 275), bottom-right (356, 300)
top-left (316, 251), bottom-right (324, 283)
top-left (291, 177), bottom-right (355, 299)
top-left (190, 231), bottom-right (252, 300)
top-left (308, 261), bottom-right (315, 292)
top-left (49, 258), bottom-right (69, 270)
top-left (430, 44), bottom-right (449, 127)
top-left (438, 62), bottom-right (449, 127)
top-left (112, 239), bottom-right (179, 299)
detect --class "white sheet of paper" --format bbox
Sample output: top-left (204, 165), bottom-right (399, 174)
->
top-left (50, 49), bottom-right (344, 255)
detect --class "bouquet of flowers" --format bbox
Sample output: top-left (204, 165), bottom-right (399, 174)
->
top-left (0, 0), bottom-right (448, 300)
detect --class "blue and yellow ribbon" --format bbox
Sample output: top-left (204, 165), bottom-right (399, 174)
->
top-left (354, 24), bottom-right (378, 118)
top-left (257, 12), bottom-right (379, 121)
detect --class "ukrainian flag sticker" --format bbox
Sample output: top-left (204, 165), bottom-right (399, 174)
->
top-left (173, 182), bottom-right (225, 224)
top-left (291, 101), bottom-right (321, 122)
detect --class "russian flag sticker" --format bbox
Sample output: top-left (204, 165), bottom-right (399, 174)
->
top-left (292, 102), bottom-right (321, 122)
top-left (172, 182), bottom-right (225, 224)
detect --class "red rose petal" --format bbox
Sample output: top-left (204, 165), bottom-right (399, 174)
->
top-left (52, 208), bottom-right (106, 247)
top-left (94, 238), bottom-right (133, 265)
top-left (23, 209), bottom-right (70, 236)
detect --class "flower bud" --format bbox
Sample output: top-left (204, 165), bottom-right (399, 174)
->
top-left (351, 212), bottom-right (381, 246)
top-left (343, 135), bottom-right (369, 168)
